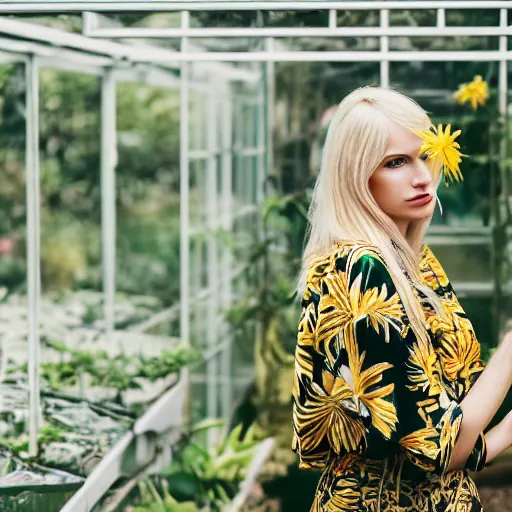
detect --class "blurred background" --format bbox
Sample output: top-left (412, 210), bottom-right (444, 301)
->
top-left (0, 1), bottom-right (510, 511)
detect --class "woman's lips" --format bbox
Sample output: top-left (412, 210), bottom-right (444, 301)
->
top-left (406, 193), bottom-right (433, 207)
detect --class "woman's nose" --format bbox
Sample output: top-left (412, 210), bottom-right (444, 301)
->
top-left (412, 161), bottom-right (433, 188)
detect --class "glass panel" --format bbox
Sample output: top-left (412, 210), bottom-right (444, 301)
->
top-left (190, 359), bottom-right (208, 423)
top-left (278, 37), bottom-right (380, 52)
top-left (389, 9), bottom-right (437, 26)
top-left (189, 158), bottom-right (207, 230)
top-left (190, 91), bottom-right (208, 151)
top-left (337, 10), bottom-right (380, 27)
top-left (445, 9), bottom-right (500, 27)
top-left (0, 62), bottom-right (29, 467)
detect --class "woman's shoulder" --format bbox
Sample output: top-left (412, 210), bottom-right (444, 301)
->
top-left (305, 239), bottom-right (386, 287)
top-left (311, 239), bottom-right (383, 266)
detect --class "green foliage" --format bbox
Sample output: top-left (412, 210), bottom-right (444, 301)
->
top-left (138, 347), bottom-right (202, 382)
top-left (8, 340), bottom-right (201, 406)
top-left (88, 353), bottom-right (141, 397)
top-left (128, 479), bottom-right (198, 512)
top-left (124, 420), bottom-right (259, 511)
top-left (162, 422), bottom-right (258, 511)
top-left (0, 425), bottom-right (67, 459)
top-left (226, 190), bottom-right (310, 358)
top-left (0, 62), bottom-right (181, 304)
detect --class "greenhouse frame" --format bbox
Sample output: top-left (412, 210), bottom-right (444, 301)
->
top-left (0, 1), bottom-right (511, 511)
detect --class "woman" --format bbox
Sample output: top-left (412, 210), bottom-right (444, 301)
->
top-left (292, 87), bottom-right (512, 511)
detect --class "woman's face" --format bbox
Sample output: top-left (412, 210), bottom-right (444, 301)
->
top-left (369, 121), bottom-right (436, 236)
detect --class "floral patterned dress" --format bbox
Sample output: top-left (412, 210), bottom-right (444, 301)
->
top-left (292, 240), bottom-right (488, 511)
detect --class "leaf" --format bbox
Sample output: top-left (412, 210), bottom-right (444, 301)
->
top-left (215, 483), bottom-right (231, 503)
top-left (190, 418), bottom-right (225, 436)
top-left (218, 424), bottom-right (243, 454)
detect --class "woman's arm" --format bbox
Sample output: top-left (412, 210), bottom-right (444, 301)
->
top-left (484, 410), bottom-right (512, 465)
top-left (448, 331), bottom-right (512, 471)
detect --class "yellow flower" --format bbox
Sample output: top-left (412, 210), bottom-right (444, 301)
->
top-left (418, 124), bottom-right (463, 185)
top-left (453, 75), bottom-right (488, 110)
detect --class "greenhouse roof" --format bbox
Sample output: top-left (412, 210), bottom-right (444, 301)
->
top-left (0, 15), bottom-right (257, 82)
top-left (2, 0), bottom-right (512, 63)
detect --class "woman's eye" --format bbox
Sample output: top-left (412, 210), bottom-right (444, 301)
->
top-left (385, 157), bottom-right (406, 168)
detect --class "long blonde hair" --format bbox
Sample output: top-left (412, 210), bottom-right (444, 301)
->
top-left (299, 86), bottom-right (444, 344)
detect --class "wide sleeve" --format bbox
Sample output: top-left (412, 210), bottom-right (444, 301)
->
top-left (292, 244), bottom-right (485, 475)
top-left (420, 244), bottom-right (487, 473)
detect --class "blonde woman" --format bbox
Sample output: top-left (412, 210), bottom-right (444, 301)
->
top-left (292, 87), bottom-right (512, 511)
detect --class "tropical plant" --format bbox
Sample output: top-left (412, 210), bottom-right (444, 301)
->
top-left (122, 419), bottom-right (260, 512)
top-left (162, 420), bottom-right (259, 511)
top-left (127, 479), bottom-right (198, 512)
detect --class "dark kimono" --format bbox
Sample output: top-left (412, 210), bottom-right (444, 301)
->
top-left (292, 240), bottom-right (487, 511)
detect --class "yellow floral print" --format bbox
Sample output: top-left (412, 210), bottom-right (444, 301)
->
top-left (292, 241), bottom-right (487, 511)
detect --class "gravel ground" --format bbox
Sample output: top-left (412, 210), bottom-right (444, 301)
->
top-left (479, 487), bottom-right (512, 512)
top-left (476, 448), bottom-right (512, 512)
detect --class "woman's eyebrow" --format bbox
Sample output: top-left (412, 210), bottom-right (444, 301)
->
top-left (382, 148), bottom-right (422, 159)
top-left (382, 152), bottom-right (407, 159)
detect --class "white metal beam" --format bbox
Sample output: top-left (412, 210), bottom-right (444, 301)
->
top-left (100, 68), bottom-right (117, 345)
top-left (81, 13), bottom-right (259, 83)
top-left (86, 26), bottom-right (512, 38)
top-left (380, 9), bottom-right (389, 88)
top-left (25, 54), bottom-right (41, 458)
top-left (0, 16), bottom-right (160, 63)
top-left (206, 88), bottom-right (219, 446)
top-left (265, 38), bottom-right (274, 182)
top-left (0, 48), bottom-right (26, 63)
top-left (126, 50), bottom-right (512, 62)
top-left (220, 91), bottom-right (233, 422)
top-left (3, 1), bottom-right (512, 12)
top-left (179, 11), bottom-right (190, 350)
top-left (0, 36), bottom-right (111, 71)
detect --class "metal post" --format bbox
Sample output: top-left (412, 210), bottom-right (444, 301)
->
top-left (328, 9), bottom-right (337, 29)
top-left (498, 9), bottom-right (509, 209)
top-left (220, 91), bottom-right (233, 420)
top-left (498, 8), bottom-right (510, 334)
top-left (180, 11), bottom-right (191, 349)
top-left (81, 11), bottom-right (99, 36)
top-left (499, 9), bottom-right (508, 117)
top-left (206, 90), bottom-right (219, 445)
top-left (437, 8), bottom-right (446, 28)
top-left (101, 68), bottom-right (117, 344)
top-left (380, 9), bottom-right (389, 88)
top-left (265, 38), bottom-right (275, 185)
top-left (25, 54), bottom-right (41, 458)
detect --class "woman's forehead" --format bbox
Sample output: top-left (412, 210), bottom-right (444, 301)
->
top-left (385, 125), bottom-right (423, 155)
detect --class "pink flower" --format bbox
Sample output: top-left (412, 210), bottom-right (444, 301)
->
top-left (0, 238), bottom-right (14, 255)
